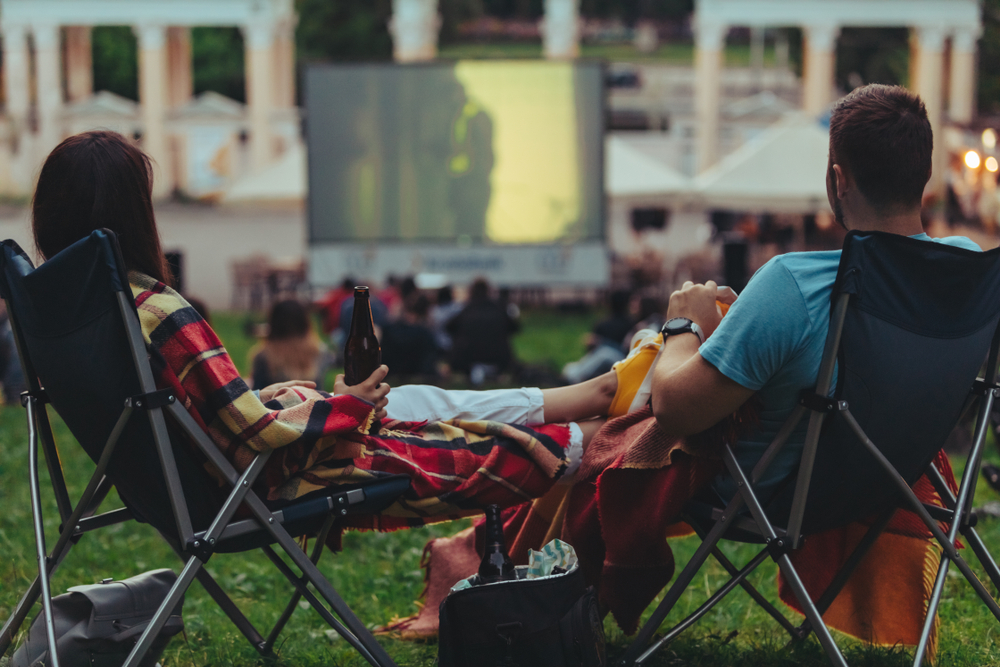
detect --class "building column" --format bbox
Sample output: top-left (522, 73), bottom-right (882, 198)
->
top-left (2, 24), bottom-right (31, 194)
top-left (243, 22), bottom-right (275, 171)
top-left (136, 24), bottom-right (171, 197)
top-left (33, 23), bottom-right (64, 156)
top-left (948, 28), bottom-right (978, 125)
top-left (167, 27), bottom-right (193, 109)
top-left (694, 20), bottom-right (726, 173)
top-left (388, 0), bottom-right (440, 63)
top-left (541, 0), bottom-right (580, 59)
top-left (64, 26), bottom-right (92, 103)
top-left (912, 26), bottom-right (947, 198)
top-left (802, 24), bottom-right (840, 115)
top-left (274, 18), bottom-right (297, 108)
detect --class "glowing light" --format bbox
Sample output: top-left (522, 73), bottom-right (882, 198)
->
top-left (965, 150), bottom-right (982, 169)
top-left (987, 156), bottom-right (999, 173)
top-left (984, 129), bottom-right (998, 150)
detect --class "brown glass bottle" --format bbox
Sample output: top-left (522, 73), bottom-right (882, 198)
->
top-left (478, 505), bottom-right (515, 584)
top-left (344, 287), bottom-right (381, 386)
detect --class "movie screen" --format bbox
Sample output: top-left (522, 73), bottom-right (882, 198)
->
top-left (306, 61), bottom-right (604, 245)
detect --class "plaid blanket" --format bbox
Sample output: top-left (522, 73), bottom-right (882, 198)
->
top-left (130, 273), bottom-right (571, 530)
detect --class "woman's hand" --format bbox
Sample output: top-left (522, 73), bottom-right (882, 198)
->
top-left (334, 365), bottom-right (390, 421)
top-left (259, 380), bottom-right (317, 403)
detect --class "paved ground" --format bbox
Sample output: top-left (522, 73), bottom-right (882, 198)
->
top-left (0, 201), bottom-right (307, 311)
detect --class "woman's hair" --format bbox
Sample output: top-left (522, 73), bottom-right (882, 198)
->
top-left (267, 300), bottom-right (311, 341)
top-left (255, 299), bottom-right (323, 384)
top-left (32, 130), bottom-right (173, 284)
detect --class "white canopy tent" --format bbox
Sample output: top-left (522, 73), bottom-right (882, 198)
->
top-left (694, 114), bottom-right (831, 214)
top-left (606, 135), bottom-right (691, 198)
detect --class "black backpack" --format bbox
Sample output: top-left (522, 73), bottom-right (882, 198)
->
top-left (438, 566), bottom-right (605, 667)
top-left (12, 569), bottom-right (183, 667)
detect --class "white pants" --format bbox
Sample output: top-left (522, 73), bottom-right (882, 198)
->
top-left (386, 384), bottom-right (583, 481)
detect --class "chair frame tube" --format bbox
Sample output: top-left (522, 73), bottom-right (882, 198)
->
top-left (3, 281), bottom-right (400, 667)
top-left (621, 285), bottom-right (1000, 667)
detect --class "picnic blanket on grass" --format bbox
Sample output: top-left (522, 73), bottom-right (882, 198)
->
top-left (390, 406), bottom-right (957, 657)
top-left (130, 273), bottom-right (572, 538)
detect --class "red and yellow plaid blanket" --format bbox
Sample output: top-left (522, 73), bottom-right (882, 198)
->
top-left (130, 273), bottom-right (571, 532)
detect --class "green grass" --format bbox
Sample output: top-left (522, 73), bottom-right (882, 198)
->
top-left (3, 311), bottom-right (1000, 666)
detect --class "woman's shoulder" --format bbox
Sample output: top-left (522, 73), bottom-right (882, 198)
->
top-left (130, 271), bottom-right (190, 313)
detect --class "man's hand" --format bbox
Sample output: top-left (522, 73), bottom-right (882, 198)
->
top-left (667, 281), bottom-right (735, 340)
top-left (334, 365), bottom-right (390, 421)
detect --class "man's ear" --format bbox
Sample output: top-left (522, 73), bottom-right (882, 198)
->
top-left (832, 163), bottom-right (850, 199)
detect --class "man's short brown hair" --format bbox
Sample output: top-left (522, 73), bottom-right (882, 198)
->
top-left (829, 84), bottom-right (932, 211)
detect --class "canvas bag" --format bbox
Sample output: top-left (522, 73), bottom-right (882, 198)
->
top-left (12, 569), bottom-right (184, 667)
top-left (438, 565), bottom-right (605, 667)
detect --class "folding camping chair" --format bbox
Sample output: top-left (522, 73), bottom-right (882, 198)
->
top-left (0, 230), bottom-right (411, 667)
top-left (618, 230), bottom-right (1000, 667)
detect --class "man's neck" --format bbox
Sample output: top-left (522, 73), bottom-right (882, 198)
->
top-left (844, 207), bottom-right (924, 237)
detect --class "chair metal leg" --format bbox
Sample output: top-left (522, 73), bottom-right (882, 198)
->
top-left (617, 495), bottom-right (745, 667)
top-left (239, 491), bottom-right (397, 667)
top-left (192, 564), bottom-right (267, 652)
top-left (796, 506), bottom-right (895, 639)
top-left (774, 553), bottom-right (848, 667)
top-left (709, 546), bottom-right (800, 638)
top-left (926, 462), bottom-right (1000, 592)
top-left (640, 548), bottom-right (773, 660)
top-left (27, 398), bottom-right (62, 667)
top-left (263, 514), bottom-right (338, 653)
top-left (260, 545), bottom-right (380, 666)
top-left (121, 556), bottom-right (204, 667)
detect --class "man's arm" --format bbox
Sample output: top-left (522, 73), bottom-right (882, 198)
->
top-left (651, 281), bottom-right (754, 436)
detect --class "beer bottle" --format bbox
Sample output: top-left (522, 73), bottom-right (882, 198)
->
top-left (478, 505), bottom-right (515, 584)
top-left (344, 286), bottom-right (381, 386)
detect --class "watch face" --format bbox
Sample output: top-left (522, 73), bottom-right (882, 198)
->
top-left (663, 317), bottom-right (693, 334)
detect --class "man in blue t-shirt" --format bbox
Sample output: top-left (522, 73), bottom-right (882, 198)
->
top-left (649, 84), bottom-right (980, 500)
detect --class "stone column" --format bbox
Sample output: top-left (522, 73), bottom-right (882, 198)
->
top-left (802, 24), bottom-right (839, 115)
top-left (167, 27), bottom-right (193, 109)
top-left (948, 28), bottom-right (978, 125)
top-left (136, 24), bottom-right (172, 197)
top-left (64, 26), bottom-right (93, 103)
top-left (33, 23), bottom-right (64, 156)
top-left (694, 20), bottom-right (725, 173)
top-left (541, 0), bottom-right (580, 59)
top-left (912, 26), bottom-right (946, 198)
top-left (2, 24), bottom-right (31, 194)
top-left (3, 25), bottom-right (30, 137)
top-left (243, 22), bottom-right (275, 171)
top-left (389, 0), bottom-right (440, 63)
top-left (274, 18), bottom-right (297, 108)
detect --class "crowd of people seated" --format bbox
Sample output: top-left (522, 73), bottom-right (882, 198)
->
top-left (313, 275), bottom-right (521, 385)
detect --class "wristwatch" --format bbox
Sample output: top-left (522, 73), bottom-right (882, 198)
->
top-left (661, 317), bottom-right (705, 344)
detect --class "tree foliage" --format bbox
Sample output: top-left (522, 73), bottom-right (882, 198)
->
top-left (192, 27), bottom-right (246, 103)
top-left (835, 27), bottom-right (910, 92)
top-left (295, 0), bottom-right (393, 62)
top-left (92, 26), bottom-right (138, 101)
top-left (981, 0), bottom-right (1000, 114)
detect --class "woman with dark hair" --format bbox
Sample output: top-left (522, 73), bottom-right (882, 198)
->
top-left (30, 130), bottom-right (628, 527)
top-left (250, 299), bottom-right (330, 390)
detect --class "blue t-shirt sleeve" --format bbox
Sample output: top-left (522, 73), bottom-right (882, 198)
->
top-left (700, 258), bottom-right (811, 391)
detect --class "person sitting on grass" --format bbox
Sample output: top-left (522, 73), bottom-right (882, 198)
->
top-left (29, 129), bottom-right (635, 535)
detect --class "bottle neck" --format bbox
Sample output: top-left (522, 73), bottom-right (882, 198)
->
top-left (350, 291), bottom-right (374, 337)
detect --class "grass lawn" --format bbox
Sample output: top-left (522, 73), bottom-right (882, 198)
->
top-left (2, 310), bottom-right (1000, 666)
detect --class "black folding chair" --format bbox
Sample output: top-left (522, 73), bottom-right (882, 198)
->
top-left (0, 230), bottom-right (411, 667)
top-left (619, 230), bottom-right (1000, 667)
